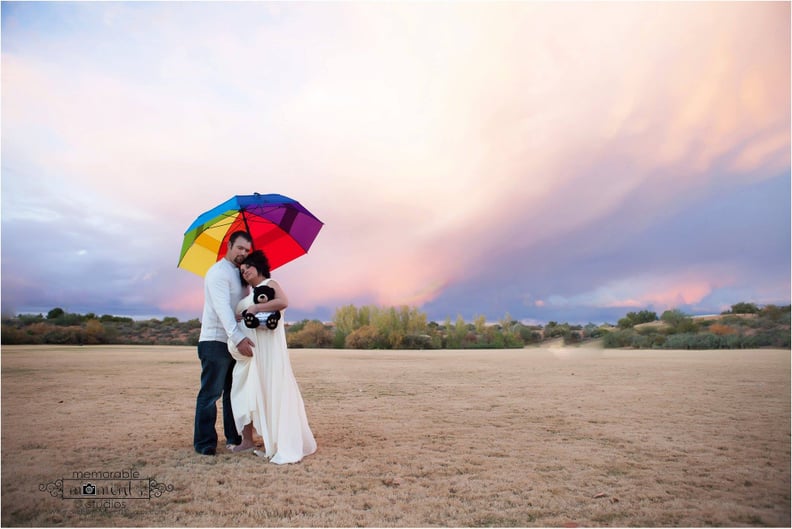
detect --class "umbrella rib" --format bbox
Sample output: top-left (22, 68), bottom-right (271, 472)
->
top-left (240, 209), bottom-right (253, 247)
top-left (192, 210), bottom-right (284, 232)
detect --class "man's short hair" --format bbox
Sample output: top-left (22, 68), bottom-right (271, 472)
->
top-left (229, 230), bottom-right (253, 246)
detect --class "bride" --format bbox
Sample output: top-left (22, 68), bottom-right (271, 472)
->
top-left (227, 250), bottom-right (317, 464)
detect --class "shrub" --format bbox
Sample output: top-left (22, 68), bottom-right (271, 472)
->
top-left (583, 323), bottom-right (604, 339)
top-left (695, 333), bottom-right (724, 349)
top-left (709, 323), bottom-right (736, 336)
top-left (545, 321), bottom-right (570, 338)
top-left (663, 333), bottom-right (725, 349)
top-left (746, 330), bottom-right (791, 348)
top-left (759, 304), bottom-right (791, 323)
top-left (18, 314), bottom-right (44, 325)
top-left (603, 329), bottom-right (636, 348)
top-left (636, 324), bottom-right (664, 336)
top-left (83, 319), bottom-right (107, 344)
top-left (631, 333), bottom-right (653, 348)
top-left (520, 328), bottom-right (543, 344)
top-left (50, 312), bottom-right (85, 326)
top-left (332, 329), bottom-right (346, 348)
top-left (100, 314), bottom-right (134, 323)
top-left (43, 325), bottom-right (84, 344)
top-left (345, 325), bottom-right (381, 349)
top-left (288, 321), bottom-right (334, 348)
top-left (401, 334), bottom-right (435, 349)
top-left (661, 310), bottom-right (698, 334)
top-left (663, 333), bottom-right (695, 349)
top-left (287, 320), bottom-right (308, 333)
top-left (1, 324), bottom-right (28, 345)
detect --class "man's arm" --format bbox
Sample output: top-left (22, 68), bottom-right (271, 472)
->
top-left (205, 267), bottom-right (246, 346)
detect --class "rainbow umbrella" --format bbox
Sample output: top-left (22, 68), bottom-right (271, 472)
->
top-left (178, 193), bottom-right (323, 277)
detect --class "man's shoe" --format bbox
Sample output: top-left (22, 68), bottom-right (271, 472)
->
top-left (196, 447), bottom-right (216, 456)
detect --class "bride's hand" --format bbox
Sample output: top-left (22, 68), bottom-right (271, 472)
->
top-left (235, 312), bottom-right (244, 322)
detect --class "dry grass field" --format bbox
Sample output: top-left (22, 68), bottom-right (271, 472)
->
top-left (1, 344), bottom-right (789, 527)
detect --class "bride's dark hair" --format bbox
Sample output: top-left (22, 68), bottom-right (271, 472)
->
top-left (241, 250), bottom-right (271, 279)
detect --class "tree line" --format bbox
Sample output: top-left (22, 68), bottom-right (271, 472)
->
top-left (1, 302), bottom-right (789, 349)
top-left (605, 303), bottom-right (790, 349)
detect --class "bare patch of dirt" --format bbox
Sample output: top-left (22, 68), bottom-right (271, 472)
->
top-left (2, 345), bottom-right (789, 527)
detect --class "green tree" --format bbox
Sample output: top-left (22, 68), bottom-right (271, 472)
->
top-left (518, 325), bottom-right (542, 344)
top-left (636, 310), bottom-right (658, 324)
top-left (499, 312), bottom-right (514, 336)
top-left (498, 312), bottom-right (523, 347)
top-left (618, 310), bottom-right (657, 329)
top-left (617, 316), bottom-right (633, 329)
top-left (729, 302), bottom-right (760, 314)
top-left (661, 309), bottom-right (698, 333)
top-left (373, 307), bottom-right (403, 348)
top-left (18, 314), bottom-right (44, 324)
top-left (583, 323), bottom-right (604, 339)
top-left (47, 307), bottom-right (65, 320)
top-left (454, 315), bottom-right (468, 348)
top-left (442, 316), bottom-right (456, 348)
top-left (333, 304), bottom-right (360, 337)
top-left (473, 314), bottom-right (487, 335)
top-left (760, 304), bottom-right (791, 322)
top-left (545, 321), bottom-right (570, 338)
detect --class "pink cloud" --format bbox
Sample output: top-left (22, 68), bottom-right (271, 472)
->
top-left (551, 268), bottom-right (739, 313)
top-left (3, 2), bottom-right (788, 320)
top-left (602, 282), bottom-right (716, 311)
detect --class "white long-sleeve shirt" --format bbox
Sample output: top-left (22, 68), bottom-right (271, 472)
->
top-left (198, 258), bottom-right (248, 346)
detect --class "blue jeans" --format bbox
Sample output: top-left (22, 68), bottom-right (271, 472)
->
top-left (194, 341), bottom-right (242, 452)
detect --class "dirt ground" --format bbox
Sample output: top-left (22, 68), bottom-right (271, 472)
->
top-left (1, 345), bottom-right (789, 527)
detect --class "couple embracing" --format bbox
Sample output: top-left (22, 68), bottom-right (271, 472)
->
top-left (193, 230), bottom-right (317, 463)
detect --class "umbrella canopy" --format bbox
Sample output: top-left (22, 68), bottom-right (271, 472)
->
top-left (178, 193), bottom-right (323, 277)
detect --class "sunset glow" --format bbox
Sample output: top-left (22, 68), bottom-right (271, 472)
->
top-left (2, 2), bottom-right (789, 324)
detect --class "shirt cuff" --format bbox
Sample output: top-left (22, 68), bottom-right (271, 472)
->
top-left (230, 328), bottom-right (246, 346)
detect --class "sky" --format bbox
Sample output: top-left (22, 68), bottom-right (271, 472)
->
top-left (1, 1), bottom-right (790, 325)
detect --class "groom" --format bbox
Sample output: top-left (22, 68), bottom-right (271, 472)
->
top-left (194, 230), bottom-right (256, 456)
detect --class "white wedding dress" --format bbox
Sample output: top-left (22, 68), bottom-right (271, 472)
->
top-left (229, 279), bottom-right (317, 464)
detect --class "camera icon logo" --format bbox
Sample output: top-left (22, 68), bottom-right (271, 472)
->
top-left (82, 483), bottom-right (97, 496)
